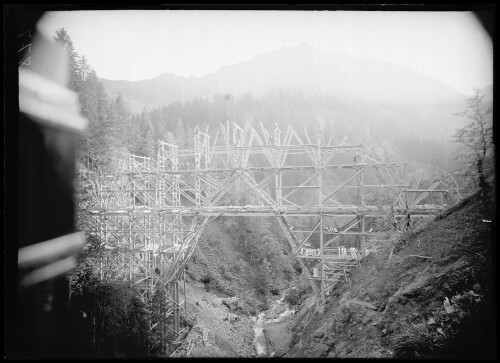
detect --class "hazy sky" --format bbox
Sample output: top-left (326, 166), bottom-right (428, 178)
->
top-left (39, 10), bottom-right (492, 95)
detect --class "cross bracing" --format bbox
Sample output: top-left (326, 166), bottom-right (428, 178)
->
top-left (78, 121), bottom-right (448, 335)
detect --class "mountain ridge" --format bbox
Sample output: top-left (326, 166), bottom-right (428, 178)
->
top-left (101, 44), bottom-right (466, 113)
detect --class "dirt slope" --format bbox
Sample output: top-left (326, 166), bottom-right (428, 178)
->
top-left (180, 217), bottom-right (299, 356)
top-left (186, 217), bottom-right (297, 313)
top-left (186, 220), bottom-right (262, 313)
top-left (284, 188), bottom-right (496, 359)
top-left (180, 277), bottom-right (256, 357)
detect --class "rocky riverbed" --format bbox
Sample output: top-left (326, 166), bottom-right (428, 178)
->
top-left (251, 290), bottom-right (317, 357)
top-left (251, 295), bottom-right (293, 357)
top-left (178, 279), bottom-right (307, 358)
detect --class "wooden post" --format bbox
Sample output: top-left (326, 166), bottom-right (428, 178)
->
top-left (174, 280), bottom-right (180, 335)
top-left (318, 127), bottom-right (325, 313)
top-left (183, 268), bottom-right (187, 320)
top-left (360, 171), bottom-right (365, 206)
top-left (361, 216), bottom-right (366, 253)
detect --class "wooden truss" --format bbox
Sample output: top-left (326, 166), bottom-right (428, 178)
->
top-left (78, 121), bottom-right (447, 328)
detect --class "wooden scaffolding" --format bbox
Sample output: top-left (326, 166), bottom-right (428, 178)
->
top-left (78, 121), bottom-right (448, 339)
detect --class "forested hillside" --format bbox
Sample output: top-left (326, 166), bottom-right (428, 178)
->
top-left (130, 92), bottom-right (462, 171)
top-left (52, 29), bottom-right (146, 172)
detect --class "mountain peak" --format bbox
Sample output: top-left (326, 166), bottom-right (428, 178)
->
top-left (295, 41), bottom-right (315, 49)
top-left (158, 72), bottom-right (179, 79)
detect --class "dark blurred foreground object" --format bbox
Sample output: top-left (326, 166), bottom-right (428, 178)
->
top-left (16, 14), bottom-right (87, 357)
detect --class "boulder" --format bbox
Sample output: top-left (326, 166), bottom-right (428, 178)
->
top-left (310, 342), bottom-right (330, 357)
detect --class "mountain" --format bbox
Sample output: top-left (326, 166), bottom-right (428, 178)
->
top-left (101, 43), bottom-right (466, 113)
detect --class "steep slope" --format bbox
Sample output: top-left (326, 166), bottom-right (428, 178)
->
top-left (185, 220), bottom-right (262, 313)
top-left (186, 217), bottom-right (298, 313)
top-left (274, 187), bottom-right (495, 358)
top-left (180, 276), bottom-right (256, 357)
top-left (179, 217), bottom-right (300, 357)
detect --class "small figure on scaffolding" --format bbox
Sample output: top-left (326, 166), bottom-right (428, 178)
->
top-left (404, 212), bottom-right (411, 231)
top-left (354, 151), bottom-right (360, 164)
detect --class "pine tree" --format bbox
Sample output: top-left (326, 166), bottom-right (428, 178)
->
top-left (142, 128), bottom-right (156, 158)
top-left (164, 131), bottom-right (175, 144)
top-left (114, 94), bottom-right (140, 153)
top-left (115, 93), bottom-right (130, 123)
top-left (124, 297), bottom-right (149, 357)
top-left (52, 28), bottom-right (80, 92)
top-left (127, 115), bottom-right (143, 154)
top-left (77, 55), bottom-right (92, 83)
top-left (150, 287), bottom-right (168, 356)
top-left (79, 71), bottom-right (99, 123)
top-left (53, 29), bottom-right (91, 166)
top-left (174, 118), bottom-right (187, 147)
top-left (106, 100), bottom-right (119, 134)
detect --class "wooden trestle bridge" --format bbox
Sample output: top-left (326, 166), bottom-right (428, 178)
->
top-left (78, 121), bottom-right (447, 341)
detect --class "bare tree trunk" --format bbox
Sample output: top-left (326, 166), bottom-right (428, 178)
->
top-left (477, 158), bottom-right (486, 189)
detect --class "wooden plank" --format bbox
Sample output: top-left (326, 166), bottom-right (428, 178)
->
top-left (294, 219), bottom-right (321, 254)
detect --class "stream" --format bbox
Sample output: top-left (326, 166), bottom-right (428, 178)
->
top-left (252, 293), bottom-right (295, 357)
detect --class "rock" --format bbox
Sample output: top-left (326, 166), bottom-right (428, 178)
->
top-left (313, 329), bottom-right (325, 339)
top-left (469, 290), bottom-right (480, 297)
top-left (335, 341), bottom-right (347, 351)
top-left (310, 343), bottom-right (330, 357)
top-left (349, 298), bottom-right (378, 310)
top-left (335, 341), bottom-right (348, 356)
top-left (361, 314), bottom-right (373, 324)
top-left (225, 313), bottom-right (238, 323)
top-left (444, 302), bottom-right (455, 314)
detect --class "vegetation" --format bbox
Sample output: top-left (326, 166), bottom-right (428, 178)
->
top-left (186, 216), bottom-right (298, 313)
top-left (66, 271), bottom-right (149, 357)
top-left (53, 28), bottom-right (191, 357)
top-left (53, 28), bottom-right (142, 171)
top-left (452, 89), bottom-right (494, 192)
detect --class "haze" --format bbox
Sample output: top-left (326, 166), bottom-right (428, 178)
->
top-left (39, 10), bottom-right (492, 95)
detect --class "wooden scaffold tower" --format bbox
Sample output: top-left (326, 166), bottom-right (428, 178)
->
top-left (78, 121), bottom-right (448, 341)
